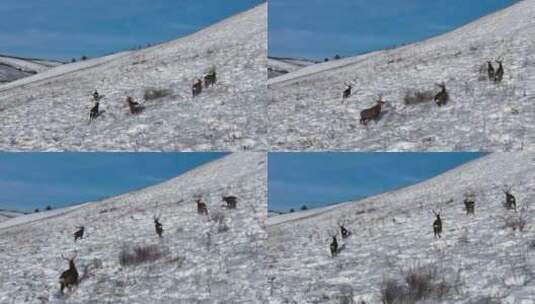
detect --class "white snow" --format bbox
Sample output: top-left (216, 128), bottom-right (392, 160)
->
top-left (268, 0), bottom-right (535, 151)
top-left (0, 153), bottom-right (268, 303)
top-left (268, 57), bottom-right (317, 79)
top-left (0, 209), bottom-right (24, 223)
top-left (0, 4), bottom-right (267, 151)
top-left (266, 153), bottom-right (535, 303)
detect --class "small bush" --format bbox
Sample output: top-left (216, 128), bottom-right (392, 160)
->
top-left (211, 211), bottom-right (225, 224)
top-left (381, 264), bottom-right (453, 304)
top-left (403, 89), bottom-right (435, 105)
top-left (503, 215), bottom-right (526, 232)
top-left (381, 279), bottom-right (405, 304)
top-left (119, 244), bottom-right (165, 267)
top-left (143, 88), bottom-right (172, 101)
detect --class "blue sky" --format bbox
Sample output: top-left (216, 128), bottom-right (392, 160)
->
top-left (269, 0), bottom-right (514, 60)
top-left (0, 0), bottom-right (262, 60)
top-left (0, 153), bottom-right (226, 212)
top-left (268, 153), bottom-right (484, 212)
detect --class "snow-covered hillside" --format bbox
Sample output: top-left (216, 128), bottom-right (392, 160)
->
top-left (0, 209), bottom-right (24, 223)
top-left (0, 4), bottom-right (267, 151)
top-left (268, 57), bottom-right (316, 79)
top-left (0, 55), bottom-right (63, 84)
top-left (268, 0), bottom-right (535, 151)
top-left (266, 153), bottom-right (535, 303)
top-left (0, 153), bottom-right (268, 303)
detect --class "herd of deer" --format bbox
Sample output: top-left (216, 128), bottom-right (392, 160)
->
top-left (58, 194), bottom-right (238, 296)
top-left (89, 91), bottom-right (144, 122)
top-left (192, 69), bottom-right (217, 98)
top-left (328, 186), bottom-right (517, 257)
top-left (341, 59), bottom-right (505, 127)
top-left (88, 68), bottom-right (217, 122)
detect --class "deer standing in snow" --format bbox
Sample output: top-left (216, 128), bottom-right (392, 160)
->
top-left (432, 210), bottom-right (442, 238)
top-left (74, 226), bottom-right (84, 241)
top-left (154, 215), bottom-right (163, 237)
top-left (59, 251), bottom-right (79, 295)
top-left (434, 83), bottom-right (449, 106)
top-left (360, 97), bottom-right (386, 125)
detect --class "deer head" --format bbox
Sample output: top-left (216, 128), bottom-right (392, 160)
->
top-left (61, 251), bottom-right (78, 268)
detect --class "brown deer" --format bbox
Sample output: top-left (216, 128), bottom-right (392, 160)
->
top-left (74, 226), bottom-right (84, 241)
top-left (126, 96), bottom-right (144, 114)
top-left (342, 84), bottom-right (352, 100)
top-left (197, 199), bottom-right (208, 215)
top-left (192, 79), bottom-right (203, 97)
top-left (432, 210), bottom-right (442, 238)
top-left (360, 97), bottom-right (386, 125)
top-left (487, 61), bottom-right (495, 81)
top-left (503, 186), bottom-right (517, 211)
top-left (204, 69), bottom-right (217, 88)
top-left (222, 195), bottom-right (237, 209)
top-left (89, 101), bottom-right (100, 121)
top-left (59, 252), bottom-right (79, 295)
top-left (494, 60), bottom-right (504, 83)
top-left (154, 215), bottom-right (163, 237)
top-left (337, 219), bottom-right (352, 238)
top-left (434, 83), bottom-right (449, 106)
top-left (464, 199), bottom-right (475, 215)
top-left (330, 235), bottom-right (338, 257)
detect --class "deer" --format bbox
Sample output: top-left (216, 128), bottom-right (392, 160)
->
top-left (89, 101), bottom-right (100, 121)
top-left (192, 79), bottom-right (203, 97)
top-left (222, 195), bottom-right (237, 209)
top-left (203, 69), bottom-right (217, 88)
top-left (197, 198), bottom-right (208, 215)
top-left (126, 96), bottom-right (144, 114)
top-left (337, 219), bottom-right (352, 239)
top-left (494, 60), bottom-right (504, 83)
top-left (342, 83), bottom-right (352, 101)
top-left (330, 235), bottom-right (338, 257)
top-left (503, 186), bottom-right (517, 211)
top-left (340, 225), bottom-right (351, 239)
top-left (360, 97), bottom-right (386, 125)
top-left (74, 226), bottom-right (84, 241)
top-left (464, 198), bottom-right (475, 216)
top-left (487, 61), bottom-right (495, 81)
top-left (432, 210), bottom-right (442, 238)
top-left (59, 251), bottom-right (79, 295)
top-left (154, 215), bottom-right (163, 237)
top-left (434, 83), bottom-right (449, 106)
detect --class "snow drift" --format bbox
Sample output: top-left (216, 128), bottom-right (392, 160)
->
top-left (268, 0), bottom-right (535, 151)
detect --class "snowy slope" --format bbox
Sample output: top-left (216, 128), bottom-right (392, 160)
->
top-left (268, 57), bottom-right (316, 79)
top-left (0, 153), bottom-right (268, 303)
top-left (0, 209), bottom-right (24, 223)
top-left (266, 153), bottom-right (535, 303)
top-left (0, 4), bottom-right (267, 151)
top-left (0, 55), bottom-right (63, 83)
top-left (268, 0), bottom-right (535, 151)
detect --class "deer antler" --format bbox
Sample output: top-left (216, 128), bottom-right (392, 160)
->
top-left (62, 250), bottom-right (77, 261)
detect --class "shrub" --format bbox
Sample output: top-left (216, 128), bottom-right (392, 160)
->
top-left (503, 214), bottom-right (526, 232)
top-left (381, 264), bottom-right (454, 304)
top-left (211, 211), bottom-right (229, 233)
top-left (381, 279), bottom-right (405, 304)
top-left (119, 244), bottom-right (165, 267)
top-left (143, 88), bottom-right (172, 101)
top-left (403, 89), bottom-right (435, 105)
